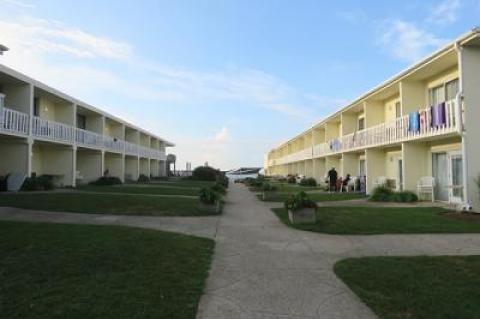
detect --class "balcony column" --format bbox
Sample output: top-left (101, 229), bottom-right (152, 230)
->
top-left (402, 142), bottom-right (429, 193)
top-left (72, 145), bottom-right (77, 187)
top-left (313, 158), bottom-right (325, 183)
top-left (101, 150), bottom-right (105, 176)
top-left (27, 137), bottom-right (33, 177)
top-left (342, 153), bottom-right (358, 177)
top-left (365, 149), bottom-right (386, 194)
top-left (459, 45), bottom-right (480, 210)
top-left (305, 159), bottom-right (313, 178)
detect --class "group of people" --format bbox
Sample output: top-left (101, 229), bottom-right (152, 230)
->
top-left (326, 167), bottom-right (364, 193)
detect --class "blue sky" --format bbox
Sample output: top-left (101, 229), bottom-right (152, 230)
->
top-left (1, 0), bottom-right (479, 170)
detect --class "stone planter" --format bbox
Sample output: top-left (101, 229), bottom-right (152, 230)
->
top-left (198, 201), bottom-right (222, 213)
top-left (288, 207), bottom-right (317, 224)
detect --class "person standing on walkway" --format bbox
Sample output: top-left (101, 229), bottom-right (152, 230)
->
top-left (328, 167), bottom-right (338, 193)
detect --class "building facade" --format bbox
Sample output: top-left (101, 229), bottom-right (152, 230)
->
top-left (264, 29), bottom-right (480, 210)
top-left (0, 63), bottom-right (173, 187)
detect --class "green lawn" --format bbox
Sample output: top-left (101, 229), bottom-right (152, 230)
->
top-left (0, 193), bottom-right (218, 216)
top-left (260, 192), bottom-right (366, 202)
top-left (78, 184), bottom-right (199, 196)
top-left (334, 256), bottom-right (480, 319)
top-left (0, 221), bottom-right (214, 319)
top-left (272, 206), bottom-right (480, 234)
top-left (150, 180), bottom-right (215, 188)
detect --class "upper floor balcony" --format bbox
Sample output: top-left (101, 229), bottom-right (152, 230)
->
top-left (268, 99), bottom-right (460, 166)
top-left (0, 106), bottom-right (167, 161)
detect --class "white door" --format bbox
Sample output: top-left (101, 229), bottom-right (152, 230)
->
top-left (448, 152), bottom-right (463, 204)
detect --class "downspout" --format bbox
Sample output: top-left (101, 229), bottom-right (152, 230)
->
top-left (454, 41), bottom-right (470, 208)
top-left (0, 92), bottom-right (5, 127)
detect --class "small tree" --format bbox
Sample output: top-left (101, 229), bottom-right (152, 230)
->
top-left (192, 166), bottom-right (220, 181)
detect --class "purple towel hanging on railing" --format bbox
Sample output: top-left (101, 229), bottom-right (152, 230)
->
top-left (431, 102), bottom-right (446, 128)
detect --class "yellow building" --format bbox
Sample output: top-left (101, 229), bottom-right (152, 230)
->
top-left (265, 29), bottom-right (480, 210)
top-left (0, 63), bottom-right (173, 187)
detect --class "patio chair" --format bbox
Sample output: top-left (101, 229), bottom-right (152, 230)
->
top-left (417, 176), bottom-right (435, 202)
top-left (373, 176), bottom-right (387, 188)
top-left (347, 176), bottom-right (359, 192)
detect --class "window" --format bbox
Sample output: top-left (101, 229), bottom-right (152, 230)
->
top-left (429, 85), bottom-right (445, 106)
top-left (428, 78), bottom-right (459, 106)
top-left (395, 102), bottom-right (401, 118)
top-left (77, 114), bottom-right (86, 129)
top-left (445, 79), bottom-right (459, 101)
top-left (33, 97), bottom-right (39, 116)
top-left (358, 117), bottom-right (365, 131)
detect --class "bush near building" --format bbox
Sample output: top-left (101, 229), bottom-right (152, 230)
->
top-left (369, 186), bottom-right (418, 203)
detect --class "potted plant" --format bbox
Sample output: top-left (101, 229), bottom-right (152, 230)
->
top-left (198, 187), bottom-right (221, 213)
top-left (261, 182), bottom-right (277, 200)
top-left (284, 191), bottom-right (317, 224)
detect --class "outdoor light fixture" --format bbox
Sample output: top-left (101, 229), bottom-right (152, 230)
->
top-left (0, 44), bottom-right (9, 55)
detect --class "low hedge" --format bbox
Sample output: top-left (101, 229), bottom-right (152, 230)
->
top-left (369, 186), bottom-right (418, 203)
top-left (89, 176), bottom-right (122, 186)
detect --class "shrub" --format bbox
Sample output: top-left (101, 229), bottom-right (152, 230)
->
top-left (245, 177), bottom-right (264, 189)
top-left (284, 191), bottom-right (317, 211)
top-left (192, 166), bottom-right (221, 181)
top-left (211, 183), bottom-right (227, 195)
top-left (89, 176), bottom-right (122, 186)
top-left (369, 186), bottom-right (394, 202)
top-left (137, 174), bottom-right (150, 183)
top-left (21, 176), bottom-right (55, 191)
top-left (216, 174), bottom-right (229, 188)
top-left (393, 191), bottom-right (419, 202)
top-left (199, 187), bottom-right (220, 205)
top-left (299, 177), bottom-right (317, 187)
top-left (287, 175), bottom-right (296, 184)
top-left (370, 186), bottom-right (418, 202)
top-left (262, 182), bottom-right (278, 192)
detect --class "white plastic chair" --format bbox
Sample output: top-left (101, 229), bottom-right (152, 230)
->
top-left (347, 176), bottom-right (358, 192)
top-left (417, 177), bottom-right (435, 202)
top-left (373, 176), bottom-right (387, 188)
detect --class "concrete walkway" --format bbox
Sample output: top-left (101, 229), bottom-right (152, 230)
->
top-left (2, 185), bottom-right (480, 318)
top-left (196, 184), bottom-right (480, 319)
top-left (0, 207), bottom-right (219, 239)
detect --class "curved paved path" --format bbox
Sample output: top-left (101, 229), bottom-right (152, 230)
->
top-left (0, 207), bottom-right (219, 239)
top-left (2, 184), bottom-right (480, 318)
top-left (196, 184), bottom-right (480, 319)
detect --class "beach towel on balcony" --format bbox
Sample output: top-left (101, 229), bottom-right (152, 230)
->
top-left (408, 111), bottom-right (420, 133)
top-left (419, 110), bottom-right (428, 132)
top-left (431, 102), bottom-right (446, 128)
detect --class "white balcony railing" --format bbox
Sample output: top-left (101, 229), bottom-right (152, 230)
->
top-left (75, 128), bottom-right (104, 148)
top-left (125, 141), bottom-right (138, 156)
top-left (271, 100), bottom-right (460, 166)
top-left (0, 107), bottom-right (29, 136)
top-left (32, 116), bottom-right (75, 143)
top-left (1, 107), bottom-right (168, 160)
top-left (103, 136), bottom-right (125, 153)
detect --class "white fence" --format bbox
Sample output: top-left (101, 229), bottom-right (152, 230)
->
top-left (270, 100), bottom-right (460, 166)
top-left (0, 107), bottom-right (29, 135)
top-left (0, 107), bottom-right (166, 160)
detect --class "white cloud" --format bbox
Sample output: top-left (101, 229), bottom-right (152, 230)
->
top-left (377, 19), bottom-right (447, 62)
top-left (0, 17), bottom-right (132, 60)
top-left (427, 0), bottom-right (461, 25)
top-left (0, 13), bottom-right (345, 170)
top-left (1, 0), bottom-right (35, 8)
top-left (213, 126), bottom-right (229, 143)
